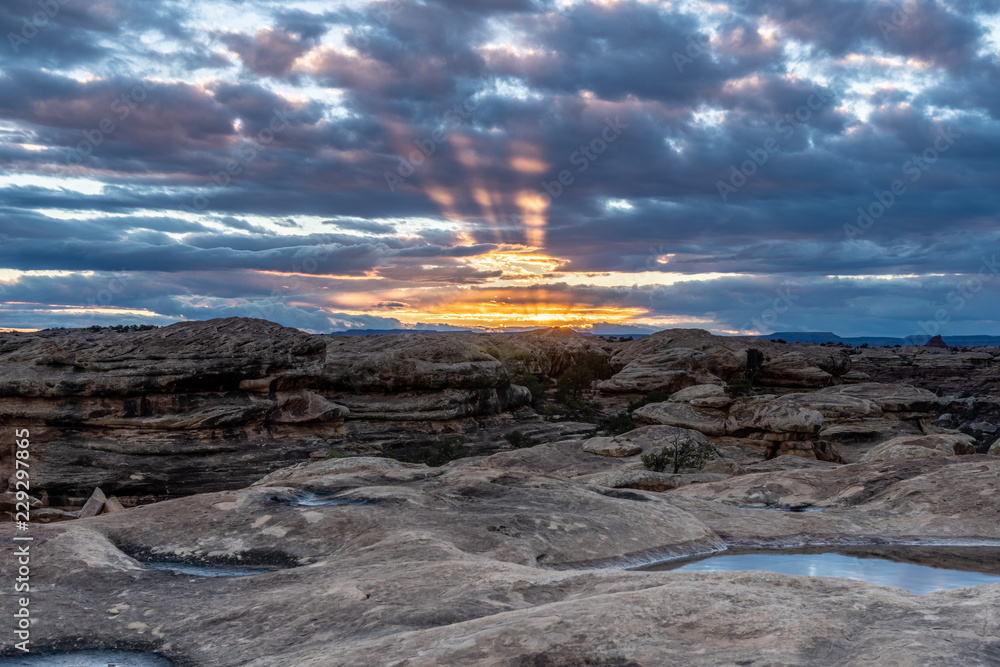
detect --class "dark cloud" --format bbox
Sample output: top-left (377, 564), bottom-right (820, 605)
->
top-left (1, 0), bottom-right (999, 335)
top-left (220, 27), bottom-right (318, 77)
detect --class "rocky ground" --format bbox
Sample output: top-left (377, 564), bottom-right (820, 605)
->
top-left (1, 319), bottom-right (999, 665)
top-left (2, 454), bottom-right (999, 665)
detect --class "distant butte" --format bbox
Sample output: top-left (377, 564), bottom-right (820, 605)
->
top-left (925, 335), bottom-right (948, 348)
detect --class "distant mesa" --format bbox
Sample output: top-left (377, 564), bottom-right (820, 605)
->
top-left (924, 335), bottom-right (948, 349)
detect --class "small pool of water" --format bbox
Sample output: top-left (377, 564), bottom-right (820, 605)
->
top-left (145, 562), bottom-right (277, 577)
top-left (271, 491), bottom-right (370, 507)
top-left (734, 503), bottom-right (823, 512)
top-left (643, 547), bottom-right (1000, 594)
top-left (2, 650), bottom-right (172, 666)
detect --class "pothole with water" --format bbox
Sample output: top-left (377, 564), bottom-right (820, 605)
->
top-left (640, 546), bottom-right (1000, 594)
top-left (143, 561), bottom-right (280, 577)
top-left (269, 490), bottom-right (372, 507)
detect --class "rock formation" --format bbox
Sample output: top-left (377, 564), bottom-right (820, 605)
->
top-left (1, 320), bottom-right (897, 507)
top-left (0, 319), bottom-right (535, 504)
top-left (851, 344), bottom-right (1000, 397)
top-left (597, 329), bottom-right (857, 393)
top-left (925, 334), bottom-right (948, 348)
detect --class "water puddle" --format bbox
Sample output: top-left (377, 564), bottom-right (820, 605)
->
top-left (1, 650), bottom-right (172, 666)
top-left (270, 491), bottom-right (371, 507)
top-left (145, 562), bottom-right (277, 577)
top-left (734, 503), bottom-right (823, 512)
top-left (641, 546), bottom-right (1000, 594)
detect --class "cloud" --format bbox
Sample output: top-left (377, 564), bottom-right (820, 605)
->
top-left (1, 0), bottom-right (999, 336)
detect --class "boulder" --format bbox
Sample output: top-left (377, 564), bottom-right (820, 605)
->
top-left (754, 352), bottom-right (834, 388)
top-left (633, 401), bottom-right (728, 436)
top-left (585, 469), bottom-right (730, 492)
top-left (669, 384), bottom-right (726, 402)
top-left (268, 390), bottom-right (349, 424)
top-left (989, 440), bottom-right (1000, 456)
top-left (858, 434), bottom-right (976, 462)
top-left (596, 348), bottom-right (716, 393)
top-left (728, 398), bottom-right (824, 439)
top-left (615, 425), bottom-right (712, 449)
top-left (779, 391), bottom-right (883, 419)
top-left (813, 383), bottom-right (938, 413)
top-left (584, 469), bottom-right (683, 491)
top-left (581, 437), bottom-right (642, 458)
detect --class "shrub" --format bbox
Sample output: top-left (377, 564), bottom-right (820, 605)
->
top-left (626, 390), bottom-right (670, 413)
top-left (513, 373), bottom-right (546, 402)
top-left (604, 411), bottom-right (637, 436)
top-left (323, 450), bottom-right (349, 459)
top-left (556, 366), bottom-right (596, 402)
top-left (724, 378), bottom-right (752, 397)
top-left (555, 352), bottom-right (612, 404)
top-left (504, 430), bottom-right (540, 448)
top-left (87, 324), bottom-right (159, 332)
top-left (745, 347), bottom-right (765, 379)
top-left (641, 435), bottom-right (716, 474)
top-left (384, 438), bottom-right (471, 467)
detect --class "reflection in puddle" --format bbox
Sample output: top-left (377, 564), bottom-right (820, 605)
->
top-left (2, 650), bottom-right (172, 666)
top-left (271, 491), bottom-right (371, 507)
top-left (145, 562), bottom-right (276, 577)
top-left (644, 547), bottom-right (1000, 594)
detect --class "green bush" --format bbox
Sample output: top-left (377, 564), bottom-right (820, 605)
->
top-left (641, 436), bottom-right (715, 474)
top-left (504, 430), bottom-right (540, 448)
top-left (626, 390), bottom-right (670, 413)
top-left (556, 366), bottom-right (596, 402)
top-left (512, 373), bottom-right (546, 402)
top-left (604, 411), bottom-right (637, 436)
top-left (724, 378), bottom-right (752, 397)
top-left (383, 438), bottom-right (471, 467)
top-left (554, 352), bottom-right (612, 404)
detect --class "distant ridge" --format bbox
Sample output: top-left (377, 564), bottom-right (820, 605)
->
top-left (758, 331), bottom-right (1000, 347)
top-left (329, 329), bottom-right (475, 336)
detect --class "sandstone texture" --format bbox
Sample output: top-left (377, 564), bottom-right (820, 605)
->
top-left (632, 381), bottom-right (963, 462)
top-left (2, 454), bottom-right (1000, 666)
top-left (860, 433), bottom-right (978, 462)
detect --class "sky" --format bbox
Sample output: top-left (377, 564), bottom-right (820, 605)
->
top-left (1, 0), bottom-right (999, 337)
